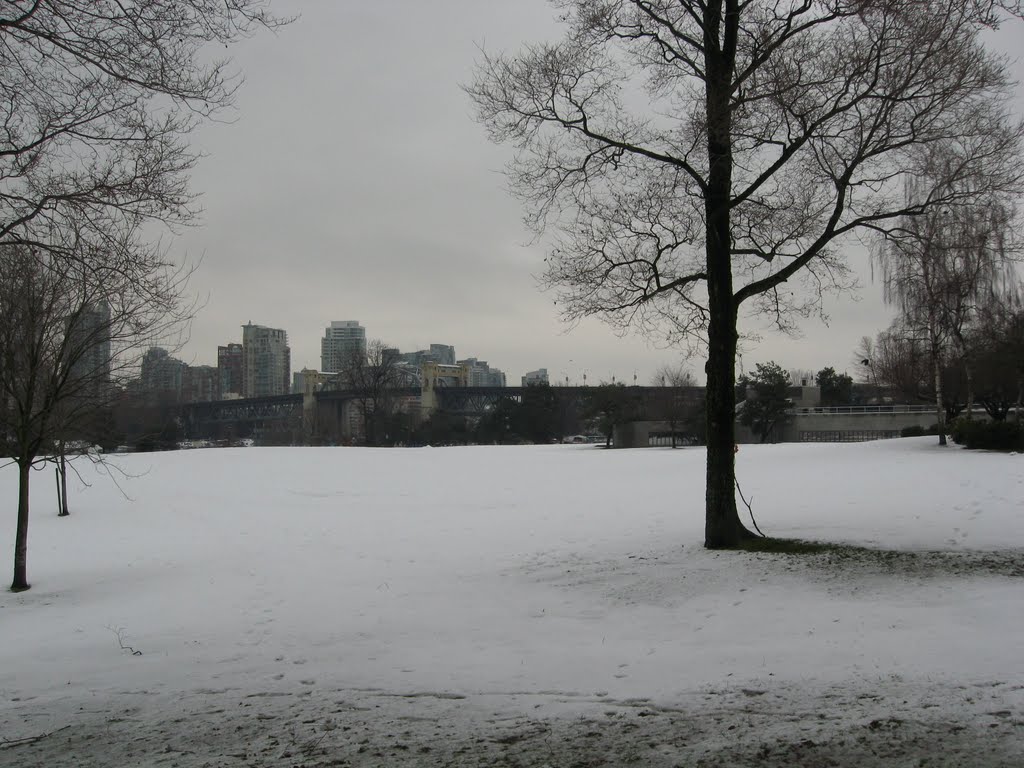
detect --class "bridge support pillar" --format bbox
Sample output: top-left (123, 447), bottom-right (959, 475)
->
top-left (421, 376), bottom-right (438, 418)
top-left (302, 393), bottom-right (316, 444)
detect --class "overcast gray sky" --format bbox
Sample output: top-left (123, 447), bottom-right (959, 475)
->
top-left (172, 1), bottom-right (1024, 385)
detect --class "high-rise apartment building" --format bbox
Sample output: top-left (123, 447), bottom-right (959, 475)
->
top-left (184, 365), bottom-right (218, 403)
top-left (398, 343), bottom-right (456, 368)
top-left (428, 344), bottom-right (455, 366)
top-left (321, 321), bottom-right (366, 373)
top-left (140, 347), bottom-right (187, 401)
top-left (67, 301), bottom-right (112, 395)
top-left (458, 358), bottom-right (507, 387)
top-left (242, 323), bottom-right (290, 397)
top-left (217, 343), bottom-right (244, 398)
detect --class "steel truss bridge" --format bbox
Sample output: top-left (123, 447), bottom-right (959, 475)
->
top-left (178, 385), bottom-right (704, 439)
top-left (179, 389), bottom-right (421, 438)
top-left (431, 385), bottom-right (703, 415)
top-left (177, 387), bottom-right (934, 446)
top-left (183, 394), bottom-right (302, 426)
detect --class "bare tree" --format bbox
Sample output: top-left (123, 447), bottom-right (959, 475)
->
top-left (469, 1), bottom-right (1024, 546)
top-left (1, 235), bottom-right (191, 591)
top-left (1, 2), bottom-right (287, 262)
top-left (874, 151), bottom-right (1021, 443)
top-left (1, 2), bottom-right (287, 591)
top-left (340, 340), bottom-right (407, 447)
top-left (582, 382), bottom-right (639, 448)
top-left (652, 362), bottom-right (696, 447)
top-left (858, 319), bottom-right (972, 422)
top-left (940, 205), bottom-right (1019, 420)
top-left (970, 291), bottom-right (1024, 421)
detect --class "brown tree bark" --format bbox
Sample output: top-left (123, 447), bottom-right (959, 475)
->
top-left (58, 450), bottom-right (70, 517)
top-left (12, 461), bottom-right (31, 591)
top-left (705, 313), bottom-right (755, 546)
top-left (703, 0), bottom-right (755, 547)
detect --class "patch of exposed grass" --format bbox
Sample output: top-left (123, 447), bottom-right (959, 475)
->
top-left (733, 537), bottom-right (1024, 579)
top-left (735, 537), bottom-right (856, 556)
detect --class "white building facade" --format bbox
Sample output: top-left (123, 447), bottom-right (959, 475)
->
top-left (321, 320), bottom-right (366, 373)
top-left (459, 358), bottom-right (507, 387)
top-left (242, 323), bottom-right (291, 397)
top-left (521, 368), bottom-right (549, 386)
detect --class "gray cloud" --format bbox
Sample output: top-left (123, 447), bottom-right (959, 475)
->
top-left (172, 1), bottom-right (1023, 384)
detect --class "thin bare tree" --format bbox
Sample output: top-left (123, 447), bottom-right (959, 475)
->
top-left (652, 362), bottom-right (696, 447)
top-left (469, 1), bottom-right (1024, 546)
top-left (970, 290), bottom-right (1024, 421)
top-left (1, 232), bottom-right (192, 591)
top-left (340, 340), bottom-right (407, 447)
top-left (1, 1), bottom-right (288, 591)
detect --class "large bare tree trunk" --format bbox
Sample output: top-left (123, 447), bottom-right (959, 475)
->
top-left (12, 461), bottom-right (31, 591)
top-left (705, 313), bottom-right (754, 546)
top-left (703, 0), bottom-right (755, 548)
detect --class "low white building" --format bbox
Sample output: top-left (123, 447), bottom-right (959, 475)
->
top-left (521, 368), bottom-right (549, 386)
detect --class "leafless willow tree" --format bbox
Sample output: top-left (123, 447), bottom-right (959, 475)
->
top-left (1, 235), bottom-right (192, 591)
top-left (1, 1), bottom-right (287, 590)
top-left (874, 149), bottom-right (1022, 444)
top-left (855, 322), bottom-right (969, 417)
top-left (469, 0), bottom-right (1024, 546)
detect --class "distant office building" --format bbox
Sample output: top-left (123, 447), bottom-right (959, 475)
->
top-left (321, 321), bottom-right (366, 373)
top-left (184, 365), bottom-right (218, 403)
top-left (398, 350), bottom-right (420, 367)
top-left (522, 368), bottom-right (549, 386)
top-left (459, 358), bottom-right (507, 387)
top-left (399, 343), bottom-right (456, 368)
top-left (140, 347), bottom-right (187, 401)
top-left (429, 344), bottom-right (455, 366)
top-left (67, 301), bottom-right (111, 395)
top-left (242, 323), bottom-right (290, 397)
top-left (218, 343), bottom-right (244, 398)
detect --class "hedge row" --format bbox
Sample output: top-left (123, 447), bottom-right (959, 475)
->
top-left (949, 418), bottom-right (1024, 451)
top-left (900, 424), bottom-right (943, 438)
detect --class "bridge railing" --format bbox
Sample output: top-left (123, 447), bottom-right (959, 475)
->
top-left (789, 404), bottom-right (936, 415)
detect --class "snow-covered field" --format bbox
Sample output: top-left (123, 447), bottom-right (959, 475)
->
top-left (2, 439), bottom-right (1022, 766)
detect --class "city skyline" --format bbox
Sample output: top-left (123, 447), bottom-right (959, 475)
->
top-left (169, 2), bottom-right (1024, 386)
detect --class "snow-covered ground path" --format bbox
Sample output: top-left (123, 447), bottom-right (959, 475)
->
top-left (1, 440), bottom-right (1022, 766)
